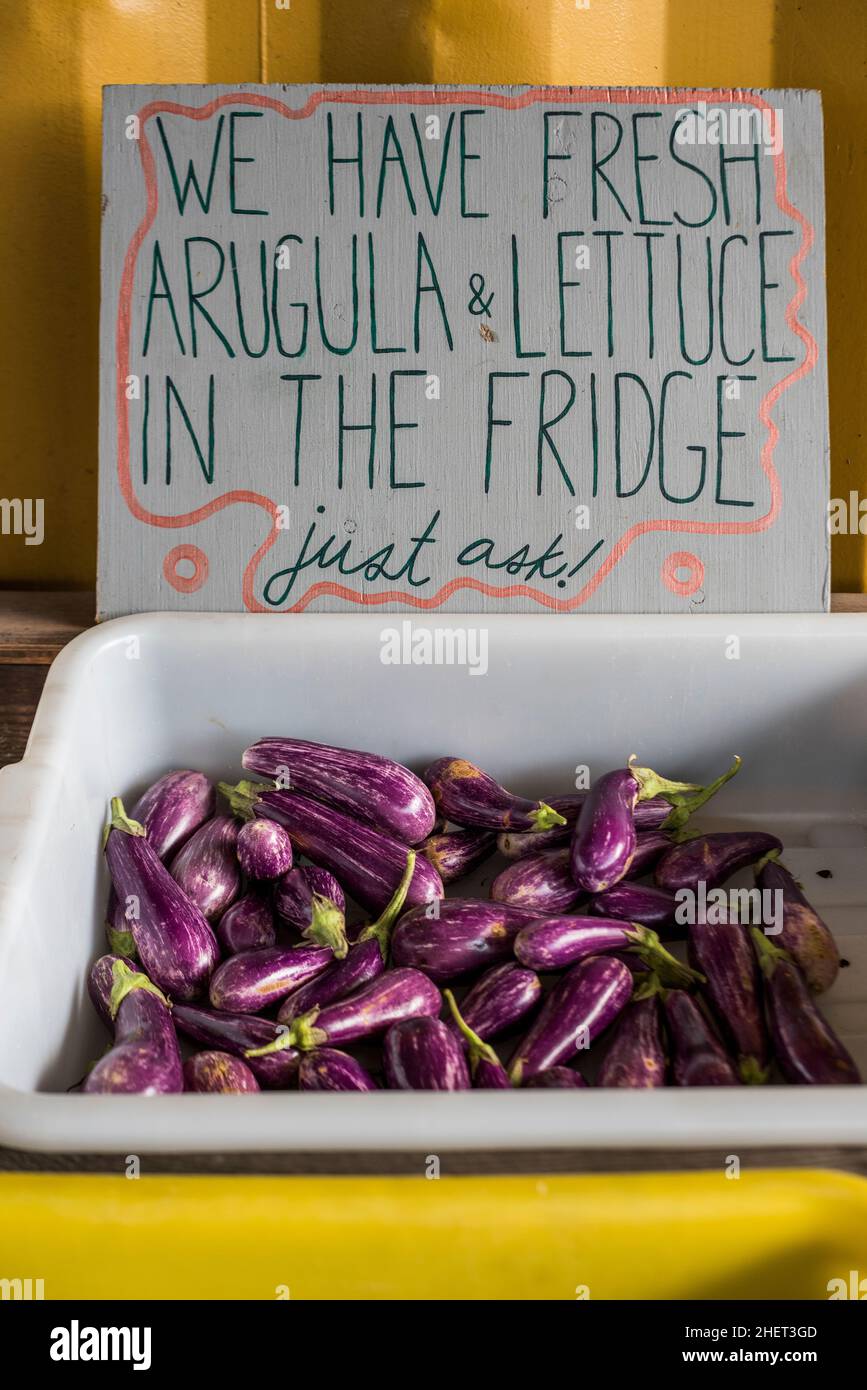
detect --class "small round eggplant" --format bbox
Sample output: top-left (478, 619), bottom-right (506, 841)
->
top-left (88, 952), bottom-right (141, 1031)
top-left (242, 737), bottom-right (436, 844)
top-left (131, 769), bottom-right (216, 861)
top-left (423, 757), bottom-right (567, 832)
top-left (514, 916), bottom-right (701, 988)
top-left (172, 1004), bottom-right (299, 1088)
top-left (509, 956), bottom-right (633, 1085)
top-left (248, 968), bottom-right (441, 1055)
top-left (421, 827), bottom-right (497, 884)
top-left (298, 1048), bottom-right (378, 1092)
top-left (688, 921), bottom-right (769, 1083)
top-left (491, 848), bottom-right (583, 915)
top-left (445, 961), bottom-right (541, 1042)
top-left (209, 944), bottom-right (333, 1013)
top-left (84, 960), bottom-right (182, 1095)
top-left (596, 989), bottom-right (666, 1088)
top-left (183, 1051), bottom-right (260, 1093)
top-left (170, 815), bottom-right (242, 921)
top-left (663, 989), bottom-right (740, 1086)
top-left (751, 929), bottom-right (860, 1084)
top-left (236, 817), bottom-right (293, 880)
top-left (570, 763), bottom-right (704, 895)
top-left (104, 798), bottom-right (220, 1001)
top-left (655, 831), bottom-right (782, 894)
top-left (755, 851), bottom-right (840, 993)
top-left (588, 881), bottom-right (680, 930)
top-left (443, 989), bottom-right (510, 1088)
top-left (391, 900), bottom-right (539, 982)
top-left (525, 1067), bottom-right (588, 1088)
top-left (384, 1017), bottom-right (470, 1090)
top-left (274, 864), bottom-right (347, 956)
top-left (216, 894), bottom-right (277, 955)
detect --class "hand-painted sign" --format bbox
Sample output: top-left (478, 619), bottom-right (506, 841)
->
top-left (98, 85), bottom-right (829, 617)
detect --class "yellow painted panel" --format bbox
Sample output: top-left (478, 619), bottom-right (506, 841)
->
top-left (1, 1169), bottom-right (866, 1299)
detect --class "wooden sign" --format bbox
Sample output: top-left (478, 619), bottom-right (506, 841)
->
top-left (98, 85), bottom-right (829, 617)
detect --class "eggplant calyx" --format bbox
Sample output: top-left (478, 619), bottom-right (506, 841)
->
top-left (443, 988), bottom-right (501, 1073)
top-left (108, 960), bottom-right (169, 1020)
top-left (358, 850), bottom-right (416, 962)
top-left (528, 802), bottom-right (568, 832)
top-left (627, 758), bottom-right (703, 805)
top-left (304, 896), bottom-right (348, 959)
top-left (105, 924), bottom-right (136, 958)
top-left (631, 970), bottom-right (663, 1002)
top-left (102, 797), bottom-right (146, 848)
top-left (739, 1055), bottom-right (770, 1086)
top-left (245, 1009), bottom-right (325, 1058)
top-left (750, 925), bottom-right (791, 978)
top-left (661, 756), bottom-right (743, 834)
top-left (218, 779), bottom-right (273, 822)
top-left (753, 846), bottom-right (783, 877)
top-left (624, 925), bottom-right (705, 990)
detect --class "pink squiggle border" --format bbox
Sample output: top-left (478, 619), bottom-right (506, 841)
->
top-left (115, 87), bottom-right (817, 612)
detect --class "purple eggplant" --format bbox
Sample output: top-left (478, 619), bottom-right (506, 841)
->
top-left (105, 892), bottom-right (137, 958)
top-left (570, 763), bottom-right (703, 895)
top-left (491, 848), bottom-right (583, 915)
top-left (277, 852), bottom-right (416, 1024)
top-left (209, 943), bottom-right (333, 1013)
top-left (220, 781), bottom-right (443, 916)
top-left (509, 956), bottom-right (633, 1085)
top-left (384, 1017), bottom-right (470, 1090)
top-left (172, 1004), bottom-right (299, 1087)
top-left (170, 815), bottom-right (241, 921)
top-left (248, 968), bottom-right (441, 1056)
top-left (421, 827), bottom-right (497, 884)
top-left (626, 831), bottom-right (675, 879)
top-left (751, 930), bottom-right (860, 1084)
top-left (392, 900), bottom-right (539, 982)
top-left (688, 921), bottom-right (769, 1083)
top-left (103, 798), bottom-right (219, 1000)
top-left (88, 952), bottom-right (141, 1031)
top-left (497, 794), bottom-right (672, 860)
top-left (443, 990), bottom-right (510, 1088)
top-left (423, 757), bottom-right (567, 832)
top-left (84, 960), bottom-right (182, 1095)
top-left (596, 990), bottom-right (666, 1088)
top-left (274, 864), bottom-right (347, 956)
top-left (446, 961), bottom-right (541, 1042)
top-left (216, 893), bottom-right (277, 955)
top-left (663, 989), bottom-right (740, 1086)
top-left (298, 1048), bottom-right (378, 1092)
top-left (236, 817), bottom-right (293, 880)
top-left (183, 1051), bottom-right (260, 1093)
top-left (242, 736), bottom-right (436, 844)
top-left (655, 830), bottom-right (782, 894)
top-left (589, 881), bottom-right (680, 930)
top-left (130, 769), bottom-right (215, 861)
top-left (513, 916), bottom-right (701, 987)
top-left (525, 1067), bottom-right (588, 1088)
top-left (756, 851), bottom-right (840, 993)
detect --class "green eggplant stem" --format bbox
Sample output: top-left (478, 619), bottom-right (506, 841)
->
top-left (624, 925), bottom-right (705, 990)
top-left (754, 846), bottom-right (783, 876)
top-left (217, 778), bottom-right (274, 822)
top-left (245, 1008), bottom-right (324, 1057)
top-left (443, 988), bottom-right (501, 1073)
top-left (750, 925), bottom-right (791, 978)
top-left (528, 802), bottom-right (568, 831)
top-left (357, 850), bottom-right (416, 961)
top-left (108, 960), bottom-right (168, 1020)
top-left (102, 797), bottom-right (146, 848)
top-left (662, 756), bottom-right (743, 835)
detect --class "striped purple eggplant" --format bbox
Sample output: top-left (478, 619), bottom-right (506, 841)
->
top-left (445, 961), bottom-right (541, 1042)
top-left (103, 798), bottom-right (219, 1000)
top-left (170, 815), bottom-right (241, 921)
top-left (274, 864), bottom-right (347, 956)
top-left (663, 990), bottom-right (739, 1086)
top-left (756, 852), bottom-right (839, 993)
top-left (172, 1004), bottom-right (299, 1088)
top-left (84, 960), bottom-right (182, 1095)
top-left (497, 794), bottom-right (673, 861)
top-left (626, 831), bottom-right (675, 879)
top-left (596, 989), bottom-right (666, 1088)
top-left (688, 921), bottom-right (769, 1083)
top-left (392, 900), bottom-right (539, 982)
top-left (655, 830), bottom-right (782, 894)
top-left (88, 952), bottom-right (141, 1031)
top-left (220, 781), bottom-right (443, 915)
top-left (236, 817), bottom-right (293, 880)
top-left (216, 894), bottom-right (276, 955)
top-left (130, 769), bottom-right (215, 862)
top-left (209, 943), bottom-right (333, 1013)
top-left (443, 990), bottom-right (510, 1088)
top-left (183, 1051), bottom-right (260, 1093)
top-left (514, 916), bottom-right (700, 987)
top-left (421, 827), bottom-right (497, 884)
top-left (248, 968), bottom-right (441, 1056)
top-left (751, 930), bottom-right (860, 1084)
top-left (423, 757), bottom-right (567, 832)
top-left (277, 852), bottom-right (416, 1024)
top-left (491, 848), bottom-right (583, 915)
top-left (384, 1017), bottom-right (470, 1090)
top-left (242, 737), bottom-right (436, 844)
top-left (525, 1067), bottom-right (588, 1088)
top-left (589, 881), bottom-right (680, 931)
top-left (298, 1048), bottom-right (378, 1092)
top-left (509, 956), bottom-right (633, 1085)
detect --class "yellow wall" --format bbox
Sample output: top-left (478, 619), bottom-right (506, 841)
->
top-left (2, 0), bottom-right (865, 589)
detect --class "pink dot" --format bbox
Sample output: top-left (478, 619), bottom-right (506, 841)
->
top-left (163, 544), bottom-right (209, 594)
top-left (661, 550), bottom-right (704, 597)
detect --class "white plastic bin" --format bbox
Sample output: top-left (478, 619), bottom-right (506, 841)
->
top-left (0, 612), bottom-right (865, 1153)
